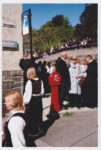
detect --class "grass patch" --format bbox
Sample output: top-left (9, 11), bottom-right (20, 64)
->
top-left (63, 112), bottom-right (74, 117)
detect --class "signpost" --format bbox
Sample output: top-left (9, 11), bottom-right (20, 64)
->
top-left (22, 9), bottom-right (32, 58)
top-left (22, 11), bottom-right (29, 36)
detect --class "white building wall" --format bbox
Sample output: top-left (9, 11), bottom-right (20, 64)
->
top-left (2, 4), bottom-right (23, 71)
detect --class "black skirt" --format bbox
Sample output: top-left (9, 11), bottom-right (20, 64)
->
top-left (25, 96), bottom-right (43, 134)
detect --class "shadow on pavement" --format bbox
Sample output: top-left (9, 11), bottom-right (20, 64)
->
top-left (33, 113), bottom-right (60, 141)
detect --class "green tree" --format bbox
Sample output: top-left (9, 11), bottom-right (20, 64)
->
top-left (74, 4), bottom-right (97, 45)
top-left (24, 14), bottom-right (74, 52)
top-left (52, 15), bottom-right (64, 26)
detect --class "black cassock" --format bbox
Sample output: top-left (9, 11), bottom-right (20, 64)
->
top-left (56, 58), bottom-right (70, 108)
top-left (84, 60), bottom-right (97, 107)
top-left (19, 58), bottom-right (37, 93)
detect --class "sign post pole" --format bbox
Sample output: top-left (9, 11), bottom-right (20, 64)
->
top-left (28, 9), bottom-right (33, 58)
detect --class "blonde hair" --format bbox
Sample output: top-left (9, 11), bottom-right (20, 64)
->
top-left (4, 91), bottom-right (23, 109)
top-left (77, 58), bottom-right (82, 64)
top-left (27, 67), bottom-right (36, 79)
top-left (50, 61), bottom-right (55, 67)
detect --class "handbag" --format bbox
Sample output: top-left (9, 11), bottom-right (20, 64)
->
top-left (78, 77), bottom-right (85, 85)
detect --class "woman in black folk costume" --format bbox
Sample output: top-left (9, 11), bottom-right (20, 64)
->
top-left (23, 67), bottom-right (44, 135)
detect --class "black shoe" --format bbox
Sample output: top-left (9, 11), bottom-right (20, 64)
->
top-left (47, 113), bottom-right (52, 118)
top-left (47, 112), bottom-right (60, 120)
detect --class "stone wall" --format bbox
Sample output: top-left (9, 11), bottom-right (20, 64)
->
top-left (36, 47), bottom-right (97, 63)
top-left (2, 70), bottom-right (23, 98)
top-left (2, 70), bottom-right (23, 116)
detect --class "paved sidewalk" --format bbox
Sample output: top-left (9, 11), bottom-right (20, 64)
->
top-left (36, 108), bottom-right (98, 147)
top-left (37, 96), bottom-right (98, 147)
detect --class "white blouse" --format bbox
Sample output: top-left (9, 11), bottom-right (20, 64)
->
top-left (7, 110), bottom-right (26, 147)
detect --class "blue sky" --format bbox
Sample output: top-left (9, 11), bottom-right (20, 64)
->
top-left (23, 4), bottom-right (85, 30)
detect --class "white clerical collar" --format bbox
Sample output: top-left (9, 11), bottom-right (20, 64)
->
top-left (61, 57), bottom-right (66, 62)
top-left (89, 60), bottom-right (93, 63)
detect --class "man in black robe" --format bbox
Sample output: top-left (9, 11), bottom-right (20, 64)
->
top-left (19, 53), bottom-right (37, 93)
top-left (56, 52), bottom-right (70, 110)
top-left (84, 55), bottom-right (97, 107)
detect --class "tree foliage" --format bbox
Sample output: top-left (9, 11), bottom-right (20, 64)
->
top-left (24, 15), bottom-right (74, 52)
top-left (74, 4), bottom-right (97, 45)
top-left (52, 15), bottom-right (64, 26)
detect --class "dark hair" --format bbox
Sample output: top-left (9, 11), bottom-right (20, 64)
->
top-left (85, 55), bottom-right (92, 60)
top-left (38, 61), bottom-right (42, 65)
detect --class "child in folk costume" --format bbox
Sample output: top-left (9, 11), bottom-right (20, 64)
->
top-left (2, 91), bottom-right (36, 147)
top-left (23, 67), bottom-right (44, 136)
top-left (47, 65), bottom-right (61, 118)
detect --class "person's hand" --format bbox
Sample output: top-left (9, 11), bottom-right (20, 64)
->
top-left (84, 65), bottom-right (88, 70)
top-left (75, 75), bottom-right (79, 79)
top-left (78, 77), bottom-right (81, 81)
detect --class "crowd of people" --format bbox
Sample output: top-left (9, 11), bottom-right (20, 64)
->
top-left (28, 37), bottom-right (93, 59)
top-left (2, 51), bottom-right (97, 147)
